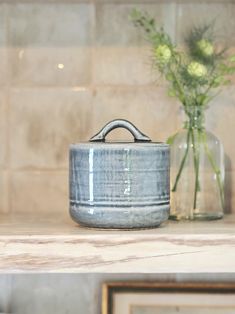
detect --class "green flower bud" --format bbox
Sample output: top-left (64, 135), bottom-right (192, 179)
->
top-left (155, 45), bottom-right (172, 64)
top-left (187, 61), bottom-right (207, 78)
top-left (197, 39), bottom-right (214, 56)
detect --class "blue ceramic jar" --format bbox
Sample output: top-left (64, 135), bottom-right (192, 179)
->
top-left (69, 119), bottom-right (170, 229)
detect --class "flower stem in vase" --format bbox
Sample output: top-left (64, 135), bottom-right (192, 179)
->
top-left (171, 128), bottom-right (191, 193)
top-left (191, 128), bottom-right (201, 212)
top-left (202, 132), bottom-right (225, 209)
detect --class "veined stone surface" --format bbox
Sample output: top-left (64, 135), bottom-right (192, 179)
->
top-left (0, 214), bottom-right (235, 273)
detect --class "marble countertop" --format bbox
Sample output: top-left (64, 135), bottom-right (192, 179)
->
top-left (0, 214), bottom-right (235, 273)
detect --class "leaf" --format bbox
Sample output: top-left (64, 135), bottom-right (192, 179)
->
top-left (167, 88), bottom-right (176, 97)
top-left (214, 76), bottom-right (224, 83)
top-left (166, 73), bottom-right (174, 81)
top-left (229, 54), bottom-right (235, 63)
top-left (219, 63), bottom-right (235, 75)
top-left (196, 94), bottom-right (210, 105)
top-left (228, 66), bottom-right (235, 74)
top-left (129, 8), bottom-right (142, 21)
top-left (167, 133), bottom-right (178, 145)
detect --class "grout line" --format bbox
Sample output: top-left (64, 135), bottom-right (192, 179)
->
top-left (4, 3), bottom-right (12, 215)
top-left (5, 82), bottom-right (235, 90)
top-left (90, 0), bottom-right (96, 88)
top-left (0, 0), bottom-right (95, 3)
top-left (6, 274), bottom-right (13, 314)
top-left (175, 0), bottom-right (179, 44)
top-left (172, 1), bottom-right (178, 131)
top-left (7, 84), bottom-right (171, 90)
top-left (90, 0), bottom-right (96, 121)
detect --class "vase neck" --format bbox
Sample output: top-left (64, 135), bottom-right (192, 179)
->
top-left (183, 106), bottom-right (205, 130)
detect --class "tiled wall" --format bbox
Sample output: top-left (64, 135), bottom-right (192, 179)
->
top-left (0, 0), bottom-right (235, 217)
top-left (1, 273), bottom-right (235, 314)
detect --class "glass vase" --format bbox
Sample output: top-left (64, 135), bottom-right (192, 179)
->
top-left (169, 106), bottom-right (224, 220)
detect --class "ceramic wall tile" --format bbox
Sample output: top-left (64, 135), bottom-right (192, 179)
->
top-left (0, 48), bottom-right (8, 87)
top-left (90, 86), bottom-right (180, 143)
top-left (0, 5), bottom-right (8, 87)
top-left (10, 274), bottom-right (93, 314)
top-left (8, 4), bottom-right (93, 47)
top-left (9, 88), bottom-right (92, 170)
top-left (93, 2), bottom-right (176, 85)
top-left (176, 2), bottom-right (235, 45)
top-left (0, 275), bottom-right (11, 313)
top-left (0, 90), bottom-right (8, 169)
top-left (0, 172), bottom-right (9, 214)
top-left (95, 3), bottom-right (176, 46)
top-left (8, 3), bottom-right (94, 86)
top-left (10, 171), bottom-right (69, 217)
top-left (9, 47), bottom-right (92, 87)
top-left (93, 46), bottom-right (155, 85)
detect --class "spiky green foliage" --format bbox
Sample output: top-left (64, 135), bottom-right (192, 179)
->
top-left (130, 9), bottom-right (235, 111)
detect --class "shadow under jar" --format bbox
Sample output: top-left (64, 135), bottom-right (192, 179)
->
top-left (69, 119), bottom-right (170, 229)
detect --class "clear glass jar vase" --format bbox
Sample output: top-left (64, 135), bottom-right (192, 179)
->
top-left (169, 105), bottom-right (224, 220)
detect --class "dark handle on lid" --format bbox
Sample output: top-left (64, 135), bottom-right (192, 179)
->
top-left (90, 119), bottom-right (151, 142)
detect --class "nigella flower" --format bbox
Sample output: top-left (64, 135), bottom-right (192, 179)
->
top-left (154, 44), bottom-right (172, 64)
top-left (197, 39), bottom-right (214, 57)
top-left (187, 61), bottom-right (207, 78)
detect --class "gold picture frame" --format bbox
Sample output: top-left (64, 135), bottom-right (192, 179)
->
top-left (102, 281), bottom-right (235, 314)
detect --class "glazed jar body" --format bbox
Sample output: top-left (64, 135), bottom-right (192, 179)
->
top-left (170, 108), bottom-right (224, 220)
top-left (69, 143), bottom-right (170, 229)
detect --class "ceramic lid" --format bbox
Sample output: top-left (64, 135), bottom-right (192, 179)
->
top-left (70, 119), bottom-right (169, 149)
